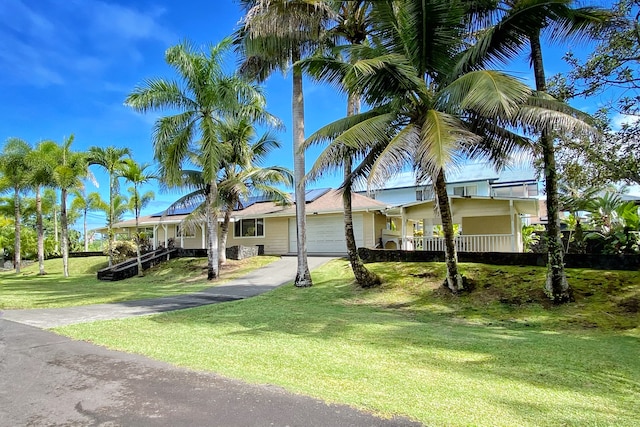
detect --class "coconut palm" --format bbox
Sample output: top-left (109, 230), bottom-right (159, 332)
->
top-left (305, 0), bottom-right (593, 293)
top-left (87, 146), bottom-right (131, 267)
top-left (125, 37), bottom-right (277, 280)
top-left (27, 140), bottom-right (58, 274)
top-left (51, 135), bottom-right (92, 277)
top-left (301, 0), bottom-right (382, 287)
top-left (120, 158), bottom-right (156, 277)
top-left (0, 138), bottom-right (32, 273)
top-left (71, 189), bottom-right (104, 252)
top-left (456, 0), bottom-right (609, 302)
top-left (236, 0), bottom-right (334, 287)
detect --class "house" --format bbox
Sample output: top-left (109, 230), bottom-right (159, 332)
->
top-left (100, 162), bottom-right (542, 255)
top-left (100, 188), bottom-right (390, 256)
top-left (356, 162), bottom-right (541, 252)
top-left (356, 162), bottom-right (539, 204)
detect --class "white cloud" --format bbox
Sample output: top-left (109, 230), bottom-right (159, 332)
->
top-left (0, 0), bottom-right (176, 87)
top-left (611, 113), bottom-right (640, 130)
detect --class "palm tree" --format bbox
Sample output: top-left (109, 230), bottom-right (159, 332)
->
top-left (88, 146), bottom-right (131, 267)
top-left (51, 135), bottom-right (91, 277)
top-left (0, 138), bottom-right (32, 273)
top-left (216, 118), bottom-right (292, 265)
top-left (457, 0), bottom-right (609, 302)
top-left (120, 158), bottom-right (156, 277)
top-left (42, 188), bottom-right (60, 254)
top-left (236, 0), bottom-right (334, 287)
top-left (71, 188), bottom-right (103, 252)
top-left (27, 140), bottom-right (58, 274)
top-left (301, 0), bottom-right (382, 287)
top-left (125, 38), bottom-right (277, 280)
top-left (305, 0), bottom-right (593, 293)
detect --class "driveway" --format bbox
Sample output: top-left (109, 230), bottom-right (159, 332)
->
top-left (0, 256), bottom-right (422, 426)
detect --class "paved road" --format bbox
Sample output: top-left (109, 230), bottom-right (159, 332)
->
top-left (0, 256), bottom-right (423, 426)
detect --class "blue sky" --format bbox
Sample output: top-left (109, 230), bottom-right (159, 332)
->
top-left (0, 0), bottom-right (629, 231)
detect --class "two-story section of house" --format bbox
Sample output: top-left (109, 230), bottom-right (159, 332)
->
top-left (355, 162), bottom-right (541, 253)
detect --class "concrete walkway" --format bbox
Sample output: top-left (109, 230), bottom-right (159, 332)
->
top-left (2, 256), bottom-right (333, 329)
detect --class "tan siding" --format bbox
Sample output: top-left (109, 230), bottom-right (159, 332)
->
top-left (226, 217), bottom-right (289, 255)
top-left (374, 214), bottom-right (387, 248)
top-left (462, 215), bottom-right (511, 234)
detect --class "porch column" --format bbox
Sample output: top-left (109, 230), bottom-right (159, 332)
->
top-left (509, 200), bottom-right (516, 252)
top-left (153, 225), bottom-right (159, 250)
top-left (200, 223), bottom-right (206, 249)
top-left (162, 224), bottom-right (168, 248)
top-left (401, 207), bottom-right (407, 250)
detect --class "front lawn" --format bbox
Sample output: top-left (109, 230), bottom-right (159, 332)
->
top-left (0, 255), bottom-right (279, 309)
top-left (55, 260), bottom-right (640, 426)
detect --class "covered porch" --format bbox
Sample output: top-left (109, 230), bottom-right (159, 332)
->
top-left (383, 196), bottom-right (539, 253)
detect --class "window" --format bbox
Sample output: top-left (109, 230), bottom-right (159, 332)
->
top-left (139, 227), bottom-right (154, 239)
top-left (453, 185), bottom-right (476, 197)
top-left (176, 225), bottom-right (195, 238)
top-left (416, 187), bottom-right (434, 201)
top-left (416, 190), bottom-right (423, 201)
top-left (234, 218), bottom-right (264, 237)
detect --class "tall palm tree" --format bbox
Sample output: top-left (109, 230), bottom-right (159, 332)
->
top-left (88, 146), bottom-right (131, 267)
top-left (125, 38), bottom-right (277, 280)
top-left (305, 0), bottom-right (593, 293)
top-left (236, 0), bottom-right (334, 287)
top-left (51, 135), bottom-right (91, 277)
top-left (71, 188), bottom-right (103, 252)
top-left (120, 158), bottom-right (156, 277)
top-left (42, 188), bottom-right (60, 254)
top-left (302, 0), bottom-right (381, 287)
top-left (0, 138), bottom-right (32, 273)
top-left (456, 0), bottom-right (609, 302)
top-left (27, 140), bottom-right (58, 274)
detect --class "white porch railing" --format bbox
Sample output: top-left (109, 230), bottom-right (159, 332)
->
top-left (406, 234), bottom-right (515, 252)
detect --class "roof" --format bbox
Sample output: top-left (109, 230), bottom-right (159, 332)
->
top-left (96, 188), bottom-right (387, 231)
top-left (354, 161), bottom-right (538, 191)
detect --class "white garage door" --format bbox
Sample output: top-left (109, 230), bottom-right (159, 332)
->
top-left (289, 214), bottom-right (364, 253)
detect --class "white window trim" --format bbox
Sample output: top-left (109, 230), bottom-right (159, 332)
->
top-left (176, 224), bottom-right (196, 239)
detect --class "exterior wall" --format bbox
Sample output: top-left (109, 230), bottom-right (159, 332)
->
top-left (226, 216), bottom-right (289, 255)
top-left (462, 215), bottom-right (512, 235)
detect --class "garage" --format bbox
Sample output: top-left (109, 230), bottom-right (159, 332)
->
top-left (289, 214), bottom-right (364, 254)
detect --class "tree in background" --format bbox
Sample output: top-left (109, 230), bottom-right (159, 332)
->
top-left (27, 140), bottom-right (58, 274)
top-left (126, 38), bottom-right (277, 280)
top-left (120, 158), bottom-right (156, 277)
top-left (236, 0), bottom-right (334, 287)
top-left (88, 146), bottom-right (131, 267)
top-left (51, 135), bottom-right (92, 277)
top-left (0, 138), bottom-right (32, 273)
top-left (71, 188), bottom-right (104, 252)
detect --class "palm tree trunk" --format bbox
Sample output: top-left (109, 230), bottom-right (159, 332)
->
top-left (292, 53), bottom-right (312, 287)
top-left (13, 187), bottom-right (21, 273)
top-left (530, 33), bottom-right (571, 303)
top-left (206, 181), bottom-right (219, 280)
top-left (83, 208), bottom-right (89, 252)
top-left (61, 188), bottom-right (69, 278)
top-left (53, 203), bottom-right (59, 255)
top-left (36, 186), bottom-right (46, 275)
top-left (435, 169), bottom-right (463, 293)
top-left (344, 93), bottom-right (380, 288)
top-left (107, 176), bottom-right (115, 268)
top-left (219, 208), bottom-right (231, 266)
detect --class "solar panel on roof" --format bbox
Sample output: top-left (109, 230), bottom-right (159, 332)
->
top-left (305, 188), bottom-right (331, 203)
top-left (151, 203), bottom-right (200, 217)
top-left (234, 194), bottom-right (273, 211)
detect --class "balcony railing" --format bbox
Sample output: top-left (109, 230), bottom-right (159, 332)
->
top-left (406, 234), bottom-right (516, 252)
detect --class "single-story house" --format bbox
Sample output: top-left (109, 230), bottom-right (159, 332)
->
top-left (98, 189), bottom-right (539, 255)
top-left (99, 188), bottom-right (389, 256)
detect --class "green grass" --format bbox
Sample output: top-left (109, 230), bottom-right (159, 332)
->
top-left (55, 260), bottom-right (640, 426)
top-left (0, 255), bottom-right (279, 309)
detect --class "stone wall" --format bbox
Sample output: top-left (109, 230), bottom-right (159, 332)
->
top-left (357, 248), bottom-right (640, 271)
